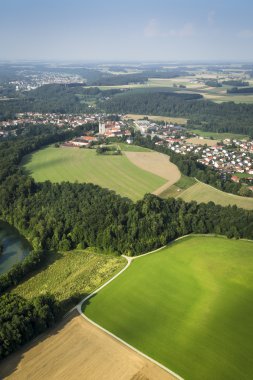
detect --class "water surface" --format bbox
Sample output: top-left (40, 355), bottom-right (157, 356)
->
top-left (0, 221), bottom-right (31, 275)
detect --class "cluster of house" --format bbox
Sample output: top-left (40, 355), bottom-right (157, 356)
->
top-left (98, 120), bottom-right (131, 138)
top-left (197, 145), bottom-right (253, 176)
top-left (154, 131), bottom-right (253, 182)
top-left (133, 119), bottom-right (186, 137)
top-left (63, 135), bottom-right (98, 148)
top-left (0, 112), bottom-right (98, 130)
top-left (11, 72), bottom-right (84, 92)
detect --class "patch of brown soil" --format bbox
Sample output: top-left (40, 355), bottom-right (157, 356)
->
top-left (0, 311), bottom-right (176, 380)
top-left (125, 152), bottom-right (181, 196)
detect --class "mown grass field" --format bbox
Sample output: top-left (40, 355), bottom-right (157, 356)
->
top-left (177, 181), bottom-right (253, 210)
top-left (12, 249), bottom-right (126, 311)
top-left (185, 137), bottom-right (220, 146)
top-left (22, 146), bottom-right (166, 200)
top-left (84, 236), bottom-right (253, 380)
top-left (188, 128), bottom-right (248, 140)
top-left (116, 142), bottom-right (152, 152)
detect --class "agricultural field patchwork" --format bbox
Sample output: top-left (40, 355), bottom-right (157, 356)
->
top-left (83, 236), bottom-right (253, 380)
top-left (22, 146), bottom-right (167, 200)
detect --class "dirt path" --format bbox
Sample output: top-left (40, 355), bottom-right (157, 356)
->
top-left (0, 311), bottom-right (175, 380)
top-left (124, 152), bottom-right (181, 196)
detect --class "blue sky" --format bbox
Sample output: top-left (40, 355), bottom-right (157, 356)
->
top-left (1, 0), bottom-right (253, 61)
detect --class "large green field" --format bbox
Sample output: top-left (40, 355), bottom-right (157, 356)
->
top-left (22, 146), bottom-right (166, 200)
top-left (188, 128), bottom-right (248, 140)
top-left (177, 181), bottom-right (253, 210)
top-left (83, 236), bottom-right (253, 380)
top-left (12, 249), bottom-right (126, 312)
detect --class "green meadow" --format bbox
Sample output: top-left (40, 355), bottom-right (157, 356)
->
top-left (84, 236), bottom-right (253, 380)
top-left (177, 181), bottom-right (253, 210)
top-left (22, 146), bottom-right (166, 200)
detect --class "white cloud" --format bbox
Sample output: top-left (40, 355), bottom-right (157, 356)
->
top-left (144, 20), bottom-right (195, 38)
top-left (238, 29), bottom-right (253, 38)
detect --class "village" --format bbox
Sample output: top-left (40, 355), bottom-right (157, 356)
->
top-left (1, 112), bottom-right (253, 182)
top-left (10, 71), bottom-right (85, 92)
top-left (132, 118), bottom-right (253, 182)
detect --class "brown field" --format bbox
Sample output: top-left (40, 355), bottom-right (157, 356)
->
top-left (124, 152), bottom-right (181, 196)
top-left (123, 114), bottom-right (188, 125)
top-left (186, 137), bottom-right (220, 146)
top-left (0, 311), bottom-right (175, 380)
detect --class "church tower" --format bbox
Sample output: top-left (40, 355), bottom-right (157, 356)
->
top-left (99, 119), bottom-right (106, 134)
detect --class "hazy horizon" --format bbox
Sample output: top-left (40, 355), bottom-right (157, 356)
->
top-left (1, 0), bottom-right (253, 61)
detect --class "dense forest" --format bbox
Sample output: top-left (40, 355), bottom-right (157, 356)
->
top-left (227, 87), bottom-right (253, 94)
top-left (101, 90), bottom-right (253, 136)
top-left (0, 84), bottom-right (124, 119)
top-left (0, 293), bottom-right (60, 359)
top-left (0, 127), bottom-right (253, 358)
top-left (222, 80), bottom-right (249, 86)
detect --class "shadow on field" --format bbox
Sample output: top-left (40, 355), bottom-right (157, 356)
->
top-left (0, 310), bottom-right (82, 379)
top-left (81, 293), bottom-right (97, 313)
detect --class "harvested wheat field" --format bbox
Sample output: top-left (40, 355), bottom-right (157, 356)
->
top-left (0, 311), bottom-right (176, 380)
top-left (185, 137), bottom-right (219, 147)
top-left (124, 152), bottom-right (181, 196)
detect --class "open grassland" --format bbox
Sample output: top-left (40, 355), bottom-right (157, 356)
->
top-left (22, 146), bottom-right (166, 201)
top-left (84, 236), bottom-right (253, 380)
top-left (12, 249), bottom-right (126, 311)
top-left (147, 77), bottom-right (253, 104)
top-left (177, 181), bottom-right (253, 210)
top-left (159, 175), bottom-right (196, 198)
top-left (116, 142), bottom-right (152, 152)
top-left (91, 76), bottom-right (253, 103)
top-left (188, 128), bottom-right (248, 140)
top-left (0, 311), bottom-right (175, 380)
top-left (123, 113), bottom-right (188, 124)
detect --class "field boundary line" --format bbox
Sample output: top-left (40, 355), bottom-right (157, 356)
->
top-left (79, 309), bottom-right (184, 380)
top-left (76, 233), bottom-right (253, 380)
top-left (76, 243), bottom-right (184, 380)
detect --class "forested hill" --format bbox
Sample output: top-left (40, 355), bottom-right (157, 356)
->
top-left (101, 90), bottom-right (253, 136)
